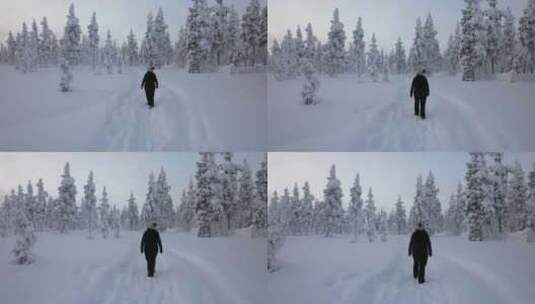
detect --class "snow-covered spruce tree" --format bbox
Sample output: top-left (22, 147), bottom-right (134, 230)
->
top-left (323, 165), bottom-right (344, 237)
top-left (238, 160), bottom-right (255, 229)
top-left (177, 181), bottom-right (196, 232)
top-left (29, 19), bottom-right (40, 71)
top-left (56, 162), bottom-right (77, 233)
top-left (408, 18), bottom-right (426, 73)
top-left (0, 195), bottom-right (11, 237)
top-left (447, 183), bottom-right (467, 235)
top-left (444, 23), bottom-right (462, 75)
top-left (367, 33), bottom-right (381, 82)
top-left (6, 32), bottom-right (17, 65)
top-left (299, 181), bottom-right (314, 236)
top-left (304, 23), bottom-right (317, 66)
top-left (460, 0), bottom-right (486, 81)
top-left (175, 27), bottom-right (188, 68)
top-left (111, 205), bottom-right (121, 238)
top-left (220, 152), bottom-right (239, 230)
top-left (394, 37), bottom-right (407, 74)
top-left (465, 153), bottom-right (486, 241)
top-left (156, 168), bottom-right (175, 231)
top-left (301, 58), bottom-right (320, 105)
top-left (351, 17), bottom-right (367, 79)
top-left (126, 193), bottom-right (140, 231)
top-left (288, 184), bottom-right (301, 235)
top-left (187, 0), bottom-right (210, 73)
top-left (38, 17), bottom-right (54, 67)
top-left (153, 8), bottom-right (172, 68)
top-left (294, 25), bottom-right (305, 74)
top-left (423, 14), bottom-right (442, 75)
top-left (99, 187), bottom-right (111, 239)
top-left (500, 8), bottom-right (516, 73)
top-left (526, 164), bottom-right (535, 242)
top-left (83, 171), bottom-right (98, 239)
top-left (126, 29), bottom-right (139, 66)
top-left (34, 179), bottom-right (47, 232)
top-left (103, 30), bottom-right (114, 74)
top-left (252, 159), bottom-right (268, 237)
top-left (141, 12), bottom-right (158, 68)
top-left (325, 8), bottom-right (347, 76)
top-left (87, 12), bottom-right (99, 71)
top-left (61, 3), bottom-right (81, 66)
top-left (142, 172), bottom-right (157, 227)
top-left (394, 196), bottom-right (407, 235)
top-left (518, 0), bottom-right (535, 73)
top-left (241, 0), bottom-right (262, 67)
top-left (409, 175), bottom-right (430, 230)
top-left (378, 209), bottom-right (388, 242)
top-left (270, 40), bottom-right (284, 80)
top-left (506, 161), bottom-right (528, 232)
top-left (488, 153), bottom-right (508, 233)
top-left (485, 0), bottom-right (502, 74)
top-left (18, 23), bottom-right (32, 73)
top-left (348, 174), bottom-right (364, 242)
top-left (364, 187), bottom-right (377, 242)
top-left (24, 181), bottom-right (38, 231)
top-left (195, 153), bottom-right (218, 237)
top-left (12, 192), bottom-right (37, 265)
top-left (280, 30), bottom-right (299, 79)
top-left (423, 172), bottom-right (443, 235)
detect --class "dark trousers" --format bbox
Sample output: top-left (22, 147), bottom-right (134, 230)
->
top-left (414, 96), bottom-right (427, 119)
top-left (145, 251), bottom-right (158, 277)
top-left (145, 88), bottom-right (155, 107)
top-left (413, 256), bottom-right (428, 283)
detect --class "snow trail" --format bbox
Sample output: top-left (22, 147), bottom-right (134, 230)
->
top-left (334, 239), bottom-right (521, 304)
top-left (102, 68), bottom-right (203, 151)
top-left (76, 238), bottom-right (242, 304)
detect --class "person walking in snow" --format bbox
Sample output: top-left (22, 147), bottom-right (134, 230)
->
top-left (141, 66), bottom-right (159, 108)
top-left (410, 69), bottom-right (430, 119)
top-left (140, 222), bottom-right (163, 277)
top-left (408, 223), bottom-right (432, 284)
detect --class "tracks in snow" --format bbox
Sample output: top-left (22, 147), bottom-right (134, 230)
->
top-left (77, 239), bottom-right (242, 304)
top-left (353, 79), bottom-right (501, 151)
top-left (103, 69), bottom-right (208, 151)
top-left (332, 241), bottom-right (521, 304)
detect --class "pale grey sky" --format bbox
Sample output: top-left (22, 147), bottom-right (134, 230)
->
top-left (0, 0), bottom-right (266, 45)
top-left (269, 0), bottom-right (528, 51)
top-left (0, 152), bottom-right (265, 208)
top-left (268, 153), bottom-right (535, 212)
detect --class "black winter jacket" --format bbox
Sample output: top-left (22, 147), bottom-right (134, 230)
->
top-left (140, 228), bottom-right (163, 254)
top-left (410, 74), bottom-right (430, 98)
top-left (141, 71), bottom-right (159, 90)
top-left (409, 229), bottom-right (432, 258)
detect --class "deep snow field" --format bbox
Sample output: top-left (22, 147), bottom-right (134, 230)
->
top-left (268, 75), bottom-right (535, 151)
top-left (0, 230), bottom-right (267, 304)
top-left (268, 235), bottom-right (535, 304)
top-left (0, 65), bottom-right (266, 151)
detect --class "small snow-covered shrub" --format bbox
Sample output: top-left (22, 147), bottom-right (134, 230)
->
top-left (59, 58), bottom-right (73, 92)
top-left (301, 61), bottom-right (320, 105)
top-left (268, 223), bottom-right (285, 272)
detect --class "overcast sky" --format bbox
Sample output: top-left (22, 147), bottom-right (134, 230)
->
top-left (268, 153), bottom-right (535, 211)
top-left (269, 0), bottom-right (528, 51)
top-left (0, 0), bottom-right (266, 45)
top-left (0, 152), bottom-right (265, 208)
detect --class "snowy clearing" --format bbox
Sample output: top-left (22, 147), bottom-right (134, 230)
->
top-left (268, 235), bottom-right (535, 304)
top-left (0, 231), bottom-right (267, 304)
top-left (0, 65), bottom-right (266, 151)
top-left (268, 75), bottom-right (535, 151)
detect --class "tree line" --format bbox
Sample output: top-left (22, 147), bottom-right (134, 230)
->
top-left (0, 1), bottom-right (267, 90)
top-left (269, 0), bottom-right (535, 83)
top-left (268, 152), bottom-right (535, 272)
top-left (0, 152), bottom-right (267, 264)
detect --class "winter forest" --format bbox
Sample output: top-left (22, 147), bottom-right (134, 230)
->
top-left (0, 0), bottom-right (267, 151)
top-left (268, 152), bottom-right (535, 304)
top-left (0, 152), bottom-right (267, 304)
top-left (0, 1), bottom-right (267, 88)
top-left (268, 0), bottom-right (535, 151)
